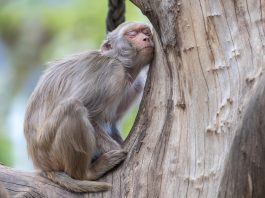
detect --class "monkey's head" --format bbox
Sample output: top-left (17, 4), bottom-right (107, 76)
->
top-left (101, 22), bottom-right (154, 68)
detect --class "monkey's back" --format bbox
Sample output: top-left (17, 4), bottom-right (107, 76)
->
top-left (24, 51), bottom-right (129, 149)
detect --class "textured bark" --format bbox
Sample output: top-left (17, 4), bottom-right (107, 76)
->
top-left (0, 165), bottom-right (82, 197)
top-left (218, 74), bottom-right (265, 198)
top-left (0, 0), bottom-right (265, 197)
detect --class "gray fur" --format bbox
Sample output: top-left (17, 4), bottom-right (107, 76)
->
top-left (23, 22), bottom-right (153, 192)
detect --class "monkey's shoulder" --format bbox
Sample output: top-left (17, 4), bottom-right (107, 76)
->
top-left (46, 51), bottom-right (101, 69)
top-left (46, 50), bottom-right (123, 74)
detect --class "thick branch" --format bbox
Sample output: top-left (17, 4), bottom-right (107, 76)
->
top-left (0, 165), bottom-right (84, 197)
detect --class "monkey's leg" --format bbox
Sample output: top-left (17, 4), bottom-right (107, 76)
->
top-left (44, 99), bottom-right (126, 181)
top-left (37, 99), bottom-right (113, 192)
top-left (46, 98), bottom-right (96, 179)
top-left (84, 124), bottom-right (126, 180)
top-left (36, 99), bottom-right (90, 149)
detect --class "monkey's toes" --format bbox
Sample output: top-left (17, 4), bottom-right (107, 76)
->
top-left (105, 150), bottom-right (127, 167)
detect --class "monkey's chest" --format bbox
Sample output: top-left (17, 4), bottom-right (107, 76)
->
top-left (86, 87), bottom-right (126, 122)
top-left (99, 95), bottom-right (122, 122)
top-left (84, 70), bottom-right (129, 121)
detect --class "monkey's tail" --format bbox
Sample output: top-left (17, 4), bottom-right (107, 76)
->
top-left (40, 171), bottom-right (112, 192)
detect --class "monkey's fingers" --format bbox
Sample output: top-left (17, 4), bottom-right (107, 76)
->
top-left (87, 150), bottom-right (127, 181)
top-left (104, 150), bottom-right (127, 167)
top-left (41, 171), bottom-right (112, 192)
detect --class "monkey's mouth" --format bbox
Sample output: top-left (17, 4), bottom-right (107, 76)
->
top-left (139, 46), bottom-right (154, 51)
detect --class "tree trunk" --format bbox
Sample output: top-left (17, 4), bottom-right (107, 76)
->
top-left (1, 0), bottom-right (265, 197)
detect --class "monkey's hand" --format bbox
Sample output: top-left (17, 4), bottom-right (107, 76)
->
top-left (87, 150), bottom-right (127, 181)
top-left (93, 123), bottom-right (122, 152)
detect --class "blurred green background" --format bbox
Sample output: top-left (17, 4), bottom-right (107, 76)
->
top-left (0, 0), bottom-right (147, 170)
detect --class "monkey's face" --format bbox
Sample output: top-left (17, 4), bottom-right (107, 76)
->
top-left (101, 22), bottom-right (154, 67)
top-left (124, 24), bottom-right (154, 66)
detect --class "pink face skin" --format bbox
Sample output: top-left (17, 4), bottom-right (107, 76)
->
top-left (124, 24), bottom-right (154, 52)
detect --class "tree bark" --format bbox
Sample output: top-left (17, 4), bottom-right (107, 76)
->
top-left (1, 0), bottom-right (265, 197)
top-left (218, 73), bottom-right (265, 198)
top-left (0, 165), bottom-right (81, 197)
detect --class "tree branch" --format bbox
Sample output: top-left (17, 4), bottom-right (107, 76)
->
top-left (0, 165), bottom-right (83, 197)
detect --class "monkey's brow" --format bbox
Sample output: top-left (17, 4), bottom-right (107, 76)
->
top-left (125, 28), bottom-right (149, 35)
top-left (127, 25), bottom-right (149, 31)
top-left (142, 27), bottom-right (151, 32)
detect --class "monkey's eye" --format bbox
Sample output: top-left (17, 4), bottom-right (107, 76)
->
top-left (142, 28), bottom-right (151, 36)
top-left (126, 30), bottom-right (138, 37)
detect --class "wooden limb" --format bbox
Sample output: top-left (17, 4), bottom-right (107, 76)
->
top-left (0, 165), bottom-right (85, 197)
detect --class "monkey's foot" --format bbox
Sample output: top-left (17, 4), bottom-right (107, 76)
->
top-left (103, 150), bottom-right (127, 168)
top-left (87, 150), bottom-right (127, 180)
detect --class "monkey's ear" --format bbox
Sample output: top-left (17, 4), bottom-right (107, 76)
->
top-left (101, 40), bottom-right (113, 52)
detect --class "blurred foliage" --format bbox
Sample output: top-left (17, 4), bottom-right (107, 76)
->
top-left (0, 131), bottom-right (13, 166)
top-left (0, 0), bottom-right (147, 97)
top-left (121, 107), bottom-right (138, 138)
top-left (0, 0), bottom-right (147, 166)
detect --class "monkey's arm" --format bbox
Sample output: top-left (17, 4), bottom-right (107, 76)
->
top-left (93, 124), bottom-right (122, 151)
top-left (116, 73), bottom-right (145, 121)
top-left (110, 72), bottom-right (145, 144)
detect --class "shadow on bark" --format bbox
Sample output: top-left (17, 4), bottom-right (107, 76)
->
top-left (218, 74), bottom-right (265, 198)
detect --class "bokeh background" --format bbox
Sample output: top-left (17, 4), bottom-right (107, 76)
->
top-left (0, 0), bottom-right (147, 170)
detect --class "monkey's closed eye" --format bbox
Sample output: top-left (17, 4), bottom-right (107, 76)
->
top-left (142, 29), bottom-right (151, 36)
top-left (126, 31), bottom-right (138, 37)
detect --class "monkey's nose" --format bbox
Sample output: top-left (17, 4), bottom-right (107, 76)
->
top-left (143, 37), bottom-right (150, 42)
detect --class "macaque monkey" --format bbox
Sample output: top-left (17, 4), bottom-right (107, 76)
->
top-left (24, 22), bottom-right (154, 193)
top-left (0, 183), bottom-right (9, 198)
